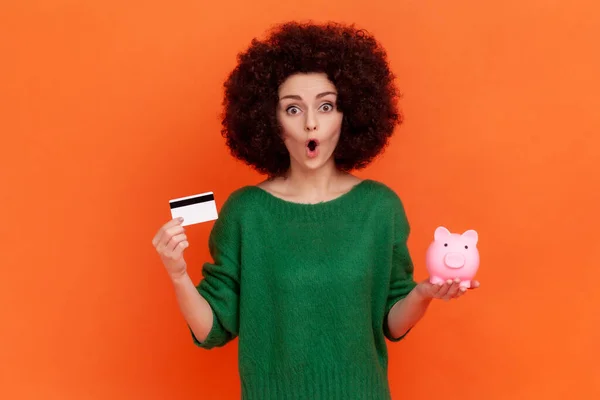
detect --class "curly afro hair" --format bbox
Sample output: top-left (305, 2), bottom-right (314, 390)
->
top-left (220, 21), bottom-right (402, 177)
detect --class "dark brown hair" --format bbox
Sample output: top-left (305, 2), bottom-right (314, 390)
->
top-left (220, 21), bottom-right (402, 177)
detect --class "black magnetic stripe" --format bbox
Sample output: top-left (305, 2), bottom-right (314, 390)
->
top-left (170, 193), bottom-right (214, 209)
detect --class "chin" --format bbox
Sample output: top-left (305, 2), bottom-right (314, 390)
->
top-left (294, 155), bottom-right (334, 172)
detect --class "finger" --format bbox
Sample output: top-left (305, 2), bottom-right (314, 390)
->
top-left (166, 233), bottom-right (187, 253)
top-left (152, 218), bottom-right (184, 247)
top-left (435, 282), bottom-right (451, 298)
top-left (421, 281), bottom-right (438, 297)
top-left (444, 278), bottom-right (461, 300)
top-left (469, 280), bottom-right (480, 289)
top-left (152, 218), bottom-right (182, 247)
top-left (431, 283), bottom-right (443, 296)
top-left (170, 240), bottom-right (189, 259)
top-left (156, 225), bottom-right (185, 254)
top-left (425, 283), bottom-right (442, 299)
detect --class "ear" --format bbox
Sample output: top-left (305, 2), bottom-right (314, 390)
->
top-left (434, 226), bottom-right (451, 241)
top-left (461, 229), bottom-right (478, 244)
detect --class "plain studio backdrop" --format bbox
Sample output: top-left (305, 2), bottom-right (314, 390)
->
top-left (1, 1), bottom-right (599, 399)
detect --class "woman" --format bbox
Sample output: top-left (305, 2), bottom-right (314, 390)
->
top-left (152, 21), bottom-right (479, 399)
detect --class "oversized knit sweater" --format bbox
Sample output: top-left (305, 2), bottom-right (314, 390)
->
top-left (191, 179), bottom-right (418, 399)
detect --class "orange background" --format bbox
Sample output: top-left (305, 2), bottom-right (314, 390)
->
top-left (1, 1), bottom-right (599, 399)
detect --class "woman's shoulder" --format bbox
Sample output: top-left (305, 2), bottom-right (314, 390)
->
top-left (218, 184), bottom-right (263, 212)
top-left (362, 178), bottom-right (406, 205)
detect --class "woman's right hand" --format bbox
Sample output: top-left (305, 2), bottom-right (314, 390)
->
top-left (152, 217), bottom-right (189, 280)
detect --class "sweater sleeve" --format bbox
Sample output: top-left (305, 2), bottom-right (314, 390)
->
top-left (383, 196), bottom-right (418, 342)
top-left (190, 196), bottom-right (242, 349)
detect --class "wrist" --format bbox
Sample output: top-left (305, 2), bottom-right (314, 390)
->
top-left (413, 283), bottom-right (434, 303)
top-left (170, 270), bottom-right (191, 285)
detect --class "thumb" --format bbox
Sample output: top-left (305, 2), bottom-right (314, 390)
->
top-left (468, 280), bottom-right (480, 289)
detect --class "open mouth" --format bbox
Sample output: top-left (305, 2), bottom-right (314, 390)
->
top-left (306, 139), bottom-right (320, 158)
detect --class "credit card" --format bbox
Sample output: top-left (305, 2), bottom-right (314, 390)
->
top-left (169, 191), bottom-right (218, 226)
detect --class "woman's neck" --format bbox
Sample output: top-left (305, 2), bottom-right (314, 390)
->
top-left (283, 165), bottom-right (344, 193)
top-left (262, 162), bottom-right (361, 204)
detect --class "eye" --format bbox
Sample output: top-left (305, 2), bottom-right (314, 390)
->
top-left (319, 103), bottom-right (334, 112)
top-left (465, 245), bottom-right (468, 249)
top-left (286, 106), bottom-right (301, 115)
top-left (444, 243), bottom-right (448, 247)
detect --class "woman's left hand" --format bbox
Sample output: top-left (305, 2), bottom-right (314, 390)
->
top-left (415, 278), bottom-right (480, 301)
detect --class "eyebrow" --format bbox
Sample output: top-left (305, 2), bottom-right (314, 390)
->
top-left (279, 91), bottom-right (338, 101)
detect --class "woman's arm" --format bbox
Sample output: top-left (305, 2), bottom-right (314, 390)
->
top-left (387, 278), bottom-right (479, 338)
top-left (171, 272), bottom-right (214, 343)
top-left (386, 284), bottom-right (432, 339)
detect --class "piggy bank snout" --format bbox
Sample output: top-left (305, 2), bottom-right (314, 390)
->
top-left (444, 252), bottom-right (465, 269)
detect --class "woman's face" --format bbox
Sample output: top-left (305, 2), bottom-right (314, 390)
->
top-left (276, 72), bottom-right (343, 172)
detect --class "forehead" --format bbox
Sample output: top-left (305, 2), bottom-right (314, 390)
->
top-left (278, 72), bottom-right (337, 98)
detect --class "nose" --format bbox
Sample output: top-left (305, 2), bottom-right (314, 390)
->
top-left (305, 110), bottom-right (318, 131)
top-left (444, 253), bottom-right (465, 269)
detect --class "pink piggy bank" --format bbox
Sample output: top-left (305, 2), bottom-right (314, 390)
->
top-left (425, 226), bottom-right (480, 289)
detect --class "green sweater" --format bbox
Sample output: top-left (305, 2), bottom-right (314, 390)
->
top-left (192, 179), bottom-right (417, 399)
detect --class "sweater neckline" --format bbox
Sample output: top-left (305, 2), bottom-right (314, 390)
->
top-left (247, 179), bottom-right (373, 221)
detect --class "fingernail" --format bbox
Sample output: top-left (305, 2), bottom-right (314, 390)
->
top-left (446, 279), bottom-right (453, 285)
top-left (178, 217), bottom-right (184, 222)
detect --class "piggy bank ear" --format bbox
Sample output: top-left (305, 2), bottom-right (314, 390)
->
top-left (434, 226), bottom-right (451, 241)
top-left (461, 229), bottom-right (478, 244)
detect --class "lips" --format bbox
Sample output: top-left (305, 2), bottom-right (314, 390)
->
top-left (306, 138), bottom-right (320, 158)
top-left (306, 138), bottom-right (320, 150)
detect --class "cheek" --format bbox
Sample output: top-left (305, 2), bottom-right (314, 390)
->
top-left (277, 115), bottom-right (300, 139)
top-left (331, 129), bottom-right (341, 142)
top-left (281, 128), bottom-right (303, 143)
top-left (324, 115), bottom-right (343, 140)
top-left (277, 125), bottom-right (294, 143)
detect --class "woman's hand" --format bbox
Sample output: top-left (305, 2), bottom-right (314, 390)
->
top-left (152, 217), bottom-right (189, 281)
top-left (415, 278), bottom-right (480, 301)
